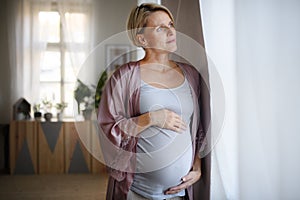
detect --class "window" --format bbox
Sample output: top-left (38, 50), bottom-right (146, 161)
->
top-left (32, 2), bottom-right (91, 118)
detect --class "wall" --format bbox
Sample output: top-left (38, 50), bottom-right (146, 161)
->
top-left (93, 0), bottom-right (136, 45)
top-left (0, 0), bottom-right (11, 124)
top-left (77, 0), bottom-right (136, 86)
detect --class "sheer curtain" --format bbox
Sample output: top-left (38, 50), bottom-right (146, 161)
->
top-left (57, 0), bottom-right (94, 117)
top-left (7, 0), bottom-right (51, 117)
top-left (236, 0), bottom-right (300, 199)
top-left (199, 0), bottom-right (238, 199)
top-left (200, 0), bottom-right (300, 199)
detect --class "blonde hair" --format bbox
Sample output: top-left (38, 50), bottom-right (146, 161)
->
top-left (127, 3), bottom-right (175, 47)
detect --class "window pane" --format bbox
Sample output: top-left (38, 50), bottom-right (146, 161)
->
top-left (39, 83), bottom-right (61, 113)
top-left (40, 51), bottom-right (61, 82)
top-left (64, 83), bottom-right (76, 117)
top-left (39, 11), bottom-right (60, 42)
top-left (65, 13), bottom-right (87, 43)
top-left (64, 52), bottom-right (86, 82)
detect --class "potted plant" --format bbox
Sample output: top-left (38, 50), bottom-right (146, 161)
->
top-left (74, 79), bottom-right (96, 120)
top-left (55, 102), bottom-right (68, 121)
top-left (42, 99), bottom-right (53, 121)
top-left (33, 103), bottom-right (42, 121)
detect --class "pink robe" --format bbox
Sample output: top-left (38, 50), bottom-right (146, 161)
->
top-left (98, 61), bottom-right (205, 200)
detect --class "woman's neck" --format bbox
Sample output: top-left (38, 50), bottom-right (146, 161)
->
top-left (140, 51), bottom-right (173, 67)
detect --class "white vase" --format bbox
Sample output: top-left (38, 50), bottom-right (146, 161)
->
top-left (57, 113), bottom-right (63, 121)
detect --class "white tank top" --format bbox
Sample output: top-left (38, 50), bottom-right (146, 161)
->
top-left (131, 77), bottom-right (194, 199)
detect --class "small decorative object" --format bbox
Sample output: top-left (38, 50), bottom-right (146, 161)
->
top-left (55, 102), bottom-right (68, 121)
top-left (44, 112), bottom-right (53, 122)
top-left (13, 98), bottom-right (31, 120)
top-left (42, 99), bottom-right (53, 121)
top-left (33, 103), bottom-right (42, 121)
top-left (74, 79), bottom-right (96, 120)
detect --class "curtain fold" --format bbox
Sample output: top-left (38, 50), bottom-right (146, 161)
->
top-left (199, 0), bottom-right (239, 199)
top-left (199, 0), bottom-right (300, 199)
top-left (7, 0), bottom-right (28, 113)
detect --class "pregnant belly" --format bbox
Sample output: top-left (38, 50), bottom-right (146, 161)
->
top-left (134, 127), bottom-right (193, 191)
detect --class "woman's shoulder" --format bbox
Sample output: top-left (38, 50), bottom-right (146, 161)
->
top-left (112, 61), bottom-right (139, 75)
top-left (106, 61), bottom-right (141, 86)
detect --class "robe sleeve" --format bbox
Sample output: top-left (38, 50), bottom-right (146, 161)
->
top-left (97, 65), bottom-right (140, 181)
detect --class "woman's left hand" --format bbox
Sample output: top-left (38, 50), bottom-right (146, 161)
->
top-left (165, 165), bottom-right (201, 195)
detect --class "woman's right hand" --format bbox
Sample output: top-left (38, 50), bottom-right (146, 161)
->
top-left (149, 109), bottom-right (187, 133)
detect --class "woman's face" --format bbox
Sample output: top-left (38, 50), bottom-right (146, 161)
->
top-left (140, 11), bottom-right (177, 53)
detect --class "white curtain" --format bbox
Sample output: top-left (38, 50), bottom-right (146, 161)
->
top-left (200, 0), bottom-right (238, 199)
top-left (7, 0), bottom-right (51, 117)
top-left (57, 0), bottom-right (94, 117)
top-left (200, 0), bottom-right (300, 199)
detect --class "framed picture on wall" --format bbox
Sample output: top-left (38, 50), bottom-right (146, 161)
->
top-left (105, 44), bottom-right (131, 73)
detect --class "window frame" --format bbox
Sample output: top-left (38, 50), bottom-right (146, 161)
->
top-left (31, 1), bottom-right (92, 118)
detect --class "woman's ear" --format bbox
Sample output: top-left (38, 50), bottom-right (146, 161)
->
top-left (136, 34), bottom-right (148, 47)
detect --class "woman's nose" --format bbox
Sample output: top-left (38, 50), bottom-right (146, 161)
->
top-left (166, 26), bottom-right (175, 36)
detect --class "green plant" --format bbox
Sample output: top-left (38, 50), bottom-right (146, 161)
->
top-left (55, 102), bottom-right (68, 113)
top-left (42, 98), bottom-right (52, 113)
top-left (33, 103), bottom-right (41, 113)
top-left (95, 70), bottom-right (108, 110)
top-left (74, 79), bottom-right (95, 113)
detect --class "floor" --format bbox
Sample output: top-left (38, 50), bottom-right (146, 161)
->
top-left (0, 173), bottom-right (108, 200)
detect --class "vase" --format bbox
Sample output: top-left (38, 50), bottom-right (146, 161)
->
top-left (82, 109), bottom-right (92, 120)
top-left (57, 113), bottom-right (63, 121)
top-left (44, 113), bottom-right (53, 121)
top-left (34, 112), bottom-right (42, 121)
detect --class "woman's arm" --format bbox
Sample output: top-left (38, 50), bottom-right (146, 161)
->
top-left (133, 109), bottom-right (187, 137)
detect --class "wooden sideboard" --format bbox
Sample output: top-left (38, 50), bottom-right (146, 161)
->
top-left (9, 121), bottom-right (106, 174)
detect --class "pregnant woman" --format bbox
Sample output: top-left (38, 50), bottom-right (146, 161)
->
top-left (98, 3), bottom-right (205, 200)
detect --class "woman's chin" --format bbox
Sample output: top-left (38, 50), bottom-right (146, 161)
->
top-left (167, 44), bottom-right (177, 53)
top-left (162, 45), bottom-right (178, 53)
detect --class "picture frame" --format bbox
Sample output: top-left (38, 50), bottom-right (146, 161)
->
top-left (105, 44), bottom-right (131, 72)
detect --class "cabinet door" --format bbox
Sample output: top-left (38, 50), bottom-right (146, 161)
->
top-left (38, 122), bottom-right (64, 174)
top-left (9, 121), bottom-right (38, 174)
top-left (90, 121), bottom-right (106, 174)
top-left (64, 121), bottom-right (92, 173)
